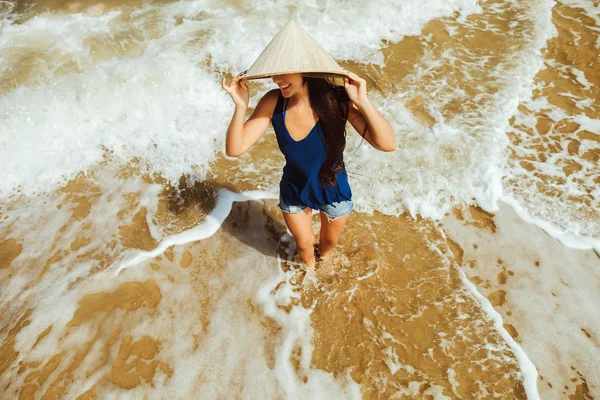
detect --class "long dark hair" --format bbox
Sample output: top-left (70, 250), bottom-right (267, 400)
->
top-left (303, 76), bottom-right (363, 186)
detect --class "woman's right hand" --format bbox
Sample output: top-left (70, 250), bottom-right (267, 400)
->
top-left (222, 70), bottom-right (249, 109)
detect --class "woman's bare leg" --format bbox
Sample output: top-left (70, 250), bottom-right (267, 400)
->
top-left (318, 212), bottom-right (348, 259)
top-left (282, 208), bottom-right (315, 266)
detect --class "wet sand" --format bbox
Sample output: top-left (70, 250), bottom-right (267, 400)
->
top-left (442, 202), bottom-right (600, 398)
top-left (1, 173), bottom-right (527, 398)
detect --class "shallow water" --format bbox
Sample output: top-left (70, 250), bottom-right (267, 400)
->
top-left (1, 0), bottom-right (599, 398)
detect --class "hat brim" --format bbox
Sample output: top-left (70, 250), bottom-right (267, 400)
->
top-left (243, 70), bottom-right (349, 81)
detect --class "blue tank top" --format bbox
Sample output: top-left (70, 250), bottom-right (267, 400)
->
top-left (271, 92), bottom-right (352, 208)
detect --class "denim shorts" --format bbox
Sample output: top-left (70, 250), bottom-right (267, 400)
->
top-left (278, 195), bottom-right (353, 221)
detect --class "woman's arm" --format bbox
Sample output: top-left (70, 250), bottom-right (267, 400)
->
top-left (347, 100), bottom-right (397, 152)
top-left (225, 104), bottom-right (249, 157)
top-left (222, 71), bottom-right (278, 157)
top-left (343, 71), bottom-right (396, 152)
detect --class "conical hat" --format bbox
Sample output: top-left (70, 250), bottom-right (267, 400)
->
top-left (243, 20), bottom-right (348, 80)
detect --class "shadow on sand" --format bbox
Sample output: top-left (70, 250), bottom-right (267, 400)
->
top-left (163, 175), bottom-right (293, 264)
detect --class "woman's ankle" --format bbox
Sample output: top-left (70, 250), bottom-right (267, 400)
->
top-left (318, 240), bottom-right (336, 259)
top-left (302, 254), bottom-right (315, 267)
top-left (312, 243), bottom-right (324, 262)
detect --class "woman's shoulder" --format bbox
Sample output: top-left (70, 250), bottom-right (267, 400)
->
top-left (255, 89), bottom-right (281, 120)
top-left (263, 88), bottom-right (281, 100)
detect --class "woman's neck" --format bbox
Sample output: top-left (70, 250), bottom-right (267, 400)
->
top-left (288, 88), bottom-right (311, 109)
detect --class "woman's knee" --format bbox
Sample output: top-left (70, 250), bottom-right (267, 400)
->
top-left (295, 236), bottom-right (314, 251)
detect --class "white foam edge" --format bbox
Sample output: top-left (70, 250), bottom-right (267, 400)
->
top-left (257, 253), bottom-right (308, 398)
top-left (431, 234), bottom-right (541, 400)
top-left (109, 188), bottom-right (278, 275)
top-left (255, 253), bottom-right (361, 398)
top-left (500, 194), bottom-right (600, 254)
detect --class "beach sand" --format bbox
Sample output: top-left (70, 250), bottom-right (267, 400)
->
top-left (1, 0), bottom-right (599, 397)
top-left (1, 174), bottom-right (528, 398)
top-left (442, 202), bottom-right (600, 399)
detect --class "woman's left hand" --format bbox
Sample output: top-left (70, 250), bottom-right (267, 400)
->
top-left (343, 71), bottom-right (369, 109)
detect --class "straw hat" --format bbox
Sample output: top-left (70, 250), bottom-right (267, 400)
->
top-left (243, 20), bottom-right (349, 80)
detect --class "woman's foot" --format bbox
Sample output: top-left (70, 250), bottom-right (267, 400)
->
top-left (303, 265), bottom-right (317, 285)
top-left (290, 253), bottom-right (315, 270)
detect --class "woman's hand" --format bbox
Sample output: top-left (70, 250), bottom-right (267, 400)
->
top-left (222, 70), bottom-right (249, 109)
top-left (343, 71), bottom-right (369, 109)
top-left (342, 69), bottom-right (397, 152)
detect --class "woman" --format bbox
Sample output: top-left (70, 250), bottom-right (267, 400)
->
top-left (221, 71), bottom-right (396, 268)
